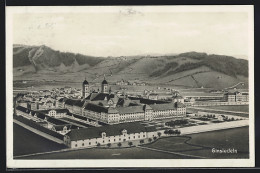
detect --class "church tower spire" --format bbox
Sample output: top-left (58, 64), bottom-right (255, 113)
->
top-left (82, 76), bottom-right (90, 98)
top-left (101, 74), bottom-right (108, 93)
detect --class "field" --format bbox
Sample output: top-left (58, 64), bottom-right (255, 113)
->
top-left (180, 126), bottom-right (249, 158)
top-left (145, 126), bottom-right (249, 159)
top-left (197, 105), bottom-right (249, 113)
top-left (13, 123), bottom-right (67, 157)
top-left (15, 125), bottom-right (249, 159)
top-left (187, 107), bottom-right (249, 118)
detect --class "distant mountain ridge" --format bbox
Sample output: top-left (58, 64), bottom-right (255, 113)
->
top-left (13, 44), bottom-right (248, 89)
top-left (13, 44), bottom-right (104, 71)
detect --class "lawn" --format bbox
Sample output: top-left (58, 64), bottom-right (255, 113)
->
top-left (13, 123), bottom-right (67, 157)
top-left (180, 126), bottom-right (249, 158)
top-left (143, 136), bottom-right (202, 152)
top-left (142, 126), bottom-right (249, 159)
top-left (198, 105), bottom-right (249, 113)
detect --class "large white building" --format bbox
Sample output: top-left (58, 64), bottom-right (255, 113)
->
top-left (224, 91), bottom-right (249, 102)
top-left (64, 122), bottom-right (157, 148)
top-left (57, 78), bottom-right (187, 125)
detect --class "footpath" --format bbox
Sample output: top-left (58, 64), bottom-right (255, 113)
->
top-left (179, 120), bottom-right (249, 135)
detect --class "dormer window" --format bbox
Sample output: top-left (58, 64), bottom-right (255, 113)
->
top-left (122, 129), bottom-right (127, 135)
top-left (101, 132), bottom-right (106, 138)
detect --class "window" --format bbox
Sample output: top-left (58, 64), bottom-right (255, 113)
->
top-left (114, 139), bottom-right (116, 141)
top-left (89, 142), bottom-right (91, 145)
top-left (82, 143), bottom-right (84, 146)
top-left (143, 135), bottom-right (145, 137)
top-left (128, 137), bottom-right (130, 139)
top-left (75, 144), bottom-right (77, 147)
top-left (103, 140), bottom-right (105, 143)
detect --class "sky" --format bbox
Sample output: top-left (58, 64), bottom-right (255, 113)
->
top-left (13, 7), bottom-right (250, 59)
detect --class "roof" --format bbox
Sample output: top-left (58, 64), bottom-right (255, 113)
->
top-left (91, 100), bottom-right (109, 107)
top-left (143, 104), bottom-right (153, 110)
top-left (116, 98), bottom-right (133, 107)
top-left (102, 79), bottom-right (108, 84)
top-left (37, 121), bottom-right (48, 125)
top-left (116, 106), bottom-right (144, 114)
top-left (172, 95), bottom-right (184, 99)
top-left (83, 79), bottom-right (89, 85)
top-left (128, 97), bottom-right (170, 105)
top-left (56, 109), bottom-right (69, 113)
top-left (84, 103), bottom-right (108, 113)
top-left (16, 106), bottom-right (29, 113)
top-left (108, 108), bottom-right (119, 114)
top-left (144, 125), bottom-right (157, 132)
top-left (66, 122), bottom-right (154, 141)
top-left (68, 113), bottom-right (89, 121)
top-left (35, 112), bottom-right (46, 120)
top-left (65, 99), bottom-right (80, 106)
top-left (175, 102), bottom-right (186, 108)
top-left (86, 93), bottom-right (117, 101)
top-left (74, 100), bottom-right (85, 107)
top-left (224, 91), bottom-right (241, 95)
top-left (58, 98), bottom-right (68, 102)
top-left (150, 103), bottom-right (176, 111)
top-left (47, 117), bottom-right (69, 125)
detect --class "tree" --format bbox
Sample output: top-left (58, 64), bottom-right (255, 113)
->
top-left (128, 141), bottom-right (133, 147)
top-left (148, 138), bottom-right (152, 143)
top-left (107, 143), bottom-right (111, 147)
top-left (157, 132), bottom-right (162, 137)
top-left (168, 129), bottom-right (174, 135)
top-left (117, 142), bottom-right (122, 147)
top-left (164, 130), bottom-right (169, 135)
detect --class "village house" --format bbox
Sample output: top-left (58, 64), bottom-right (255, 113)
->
top-left (40, 109), bottom-right (69, 118)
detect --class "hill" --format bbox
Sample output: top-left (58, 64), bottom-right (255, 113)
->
top-left (13, 45), bottom-right (248, 90)
top-left (13, 44), bottom-right (104, 73)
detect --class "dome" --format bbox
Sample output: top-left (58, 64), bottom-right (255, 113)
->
top-left (102, 79), bottom-right (108, 85)
top-left (83, 79), bottom-right (89, 85)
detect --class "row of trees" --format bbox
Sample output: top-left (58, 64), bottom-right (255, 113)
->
top-left (164, 129), bottom-right (181, 135)
top-left (165, 119), bottom-right (188, 127)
